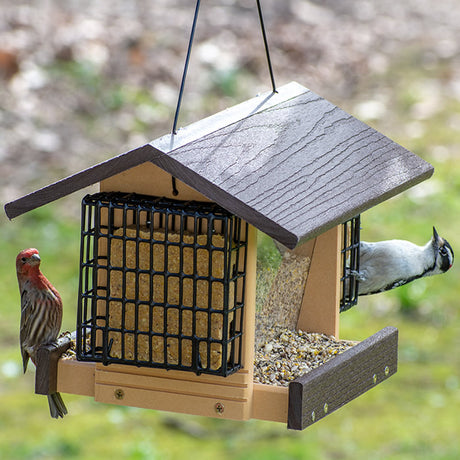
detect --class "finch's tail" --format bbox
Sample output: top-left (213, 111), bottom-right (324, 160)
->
top-left (47, 392), bottom-right (68, 419)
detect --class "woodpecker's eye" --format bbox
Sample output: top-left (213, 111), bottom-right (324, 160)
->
top-left (440, 247), bottom-right (448, 256)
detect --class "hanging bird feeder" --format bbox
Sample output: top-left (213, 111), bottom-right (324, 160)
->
top-left (4, 1), bottom-right (433, 430)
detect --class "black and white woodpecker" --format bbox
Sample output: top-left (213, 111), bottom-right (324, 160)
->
top-left (356, 227), bottom-right (454, 296)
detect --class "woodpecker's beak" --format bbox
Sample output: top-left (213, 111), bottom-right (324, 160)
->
top-left (433, 226), bottom-right (441, 243)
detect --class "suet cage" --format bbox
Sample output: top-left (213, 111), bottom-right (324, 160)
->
top-left (340, 215), bottom-right (361, 312)
top-left (77, 191), bottom-right (248, 376)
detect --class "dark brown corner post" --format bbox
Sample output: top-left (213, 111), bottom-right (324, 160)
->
top-left (35, 335), bottom-right (73, 395)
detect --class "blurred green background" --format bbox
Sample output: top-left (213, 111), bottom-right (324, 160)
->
top-left (1, 1), bottom-right (459, 459)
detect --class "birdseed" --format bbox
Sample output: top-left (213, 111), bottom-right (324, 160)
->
top-left (253, 328), bottom-right (357, 386)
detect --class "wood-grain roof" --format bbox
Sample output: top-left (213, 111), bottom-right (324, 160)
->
top-left (4, 82), bottom-right (433, 248)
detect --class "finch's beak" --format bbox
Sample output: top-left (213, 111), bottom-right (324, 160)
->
top-left (30, 253), bottom-right (41, 265)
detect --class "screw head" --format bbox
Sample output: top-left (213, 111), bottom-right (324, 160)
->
top-left (373, 374), bottom-right (377, 384)
top-left (384, 366), bottom-right (390, 376)
top-left (114, 388), bottom-right (124, 400)
top-left (323, 403), bottom-right (328, 414)
top-left (311, 411), bottom-right (316, 422)
top-left (215, 402), bottom-right (224, 415)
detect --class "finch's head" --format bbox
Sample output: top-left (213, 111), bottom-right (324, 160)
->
top-left (16, 248), bottom-right (41, 275)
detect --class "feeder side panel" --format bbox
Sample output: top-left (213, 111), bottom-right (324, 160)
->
top-left (93, 363), bottom-right (254, 421)
top-left (296, 225), bottom-right (341, 337)
top-left (56, 360), bottom-right (96, 397)
top-left (252, 383), bottom-right (289, 423)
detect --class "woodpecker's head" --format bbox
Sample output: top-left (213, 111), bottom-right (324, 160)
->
top-left (432, 227), bottom-right (454, 273)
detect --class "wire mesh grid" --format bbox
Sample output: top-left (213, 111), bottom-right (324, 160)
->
top-left (340, 215), bottom-right (361, 312)
top-left (77, 192), bottom-right (248, 376)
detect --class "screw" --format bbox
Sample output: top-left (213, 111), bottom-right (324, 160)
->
top-left (114, 388), bottom-right (124, 400)
top-left (215, 402), bottom-right (224, 415)
top-left (373, 374), bottom-right (377, 384)
top-left (384, 366), bottom-right (390, 376)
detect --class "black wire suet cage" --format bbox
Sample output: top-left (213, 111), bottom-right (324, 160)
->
top-left (76, 192), bottom-right (248, 376)
top-left (340, 215), bottom-right (361, 312)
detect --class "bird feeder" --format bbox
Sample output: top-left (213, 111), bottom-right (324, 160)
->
top-left (4, 2), bottom-right (434, 430)
top-left (5, 81), bottom-right (433, 429)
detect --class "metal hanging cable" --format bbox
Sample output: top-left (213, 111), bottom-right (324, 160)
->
top-left (171, 0), bottom-right (277, 136)
top-left (170, 0), bottom-right (201, 196)
top-left (256, 0), bottom-right (277, 93)
top-left (172, 0), bottom-right (201, 136)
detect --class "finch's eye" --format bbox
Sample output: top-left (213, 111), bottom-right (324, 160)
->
top-left (21, 257), bottom-right (26, 263)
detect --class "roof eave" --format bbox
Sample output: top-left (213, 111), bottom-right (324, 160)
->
top-left (4, 144), bottom-right (155, 220)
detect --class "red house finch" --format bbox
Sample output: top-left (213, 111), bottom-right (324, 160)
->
top-left (16, 248), bottom-right (68, 419)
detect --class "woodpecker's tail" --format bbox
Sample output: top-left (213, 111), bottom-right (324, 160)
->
top-left (47, 392), bottom-right (68, 419)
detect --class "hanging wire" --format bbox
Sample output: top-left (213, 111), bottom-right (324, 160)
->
top-left (256, 0), bottom-right (277, 93)
top-left (170, 0), bottom-right (201, 196)
top-left (171, 0), bottom-right (277, 136)
top-left (172, 0), bottom-right (201, 136)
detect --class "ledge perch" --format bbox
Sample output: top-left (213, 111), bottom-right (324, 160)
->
top-left (288, 326), bottom-right (398, 430)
